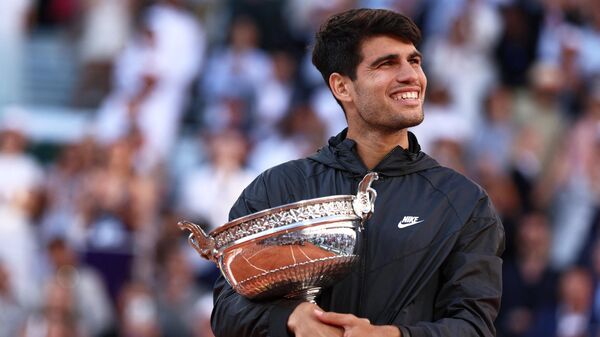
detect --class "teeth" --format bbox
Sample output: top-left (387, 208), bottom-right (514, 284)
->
top-left (392, 91), bottom-right (419, 100)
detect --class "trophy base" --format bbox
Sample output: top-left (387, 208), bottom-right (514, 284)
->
top-left (233, 255), bottom-right (356, 300)
top-left (284, 287), bottom-right (322, 303)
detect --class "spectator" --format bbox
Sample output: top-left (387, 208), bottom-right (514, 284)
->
top-left (200, 15), bottom-right (271, 133)
top-left (21, 279), bottom-right (84, 337)
top-left (249, 104), bottom-right (326, 173)
top-left (0, 108), bottom-right (44, 219)
top-left (74, 0), bottom-right (134, 107)
top-left (469, 85), bottom-right (516, 174)
top-left (252, 50), bottom-right (298, 140)
top-left (45, 237), bottom-right (115, 336)
top-left (80, 136), bottom-right (161, 301)
top-left (0, 109), bottom-right (44, 308)
top-left (422, 0), bottom-right (501, 130)
top-left (178, 128), bottom-right (255, 231)
top-left (527, 267), bottom-right (594, 337)
top-left (117, 281), bottom-right (161, 337)
top-left (156, 245), bottom-right (205, 337)
top-left (0, 260), bottom-right (25, 337)
top-left (95, 0), bottom-right (205, 167)
top-left (499, 212), bottom-right (559, 337)
top-left (536, 86), bottom-right (600, 270)
top-left (494, 2), bottom-right (544, 86)
top-left (537, 0), bottom-right (600, 87)
top-left (511, 62), bottom-right (568, 198)
top-left (565, 83), bottom-right (600, 179)
top-left (39, 139), bottom-right (98, 247)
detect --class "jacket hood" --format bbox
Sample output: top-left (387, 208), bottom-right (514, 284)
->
top-left (309, 129), bottom-right (440, 177)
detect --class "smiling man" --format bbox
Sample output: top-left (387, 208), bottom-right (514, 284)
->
top-left (211, 8), bottom-right (505, 337)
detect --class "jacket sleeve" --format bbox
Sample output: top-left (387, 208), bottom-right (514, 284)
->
top-left (403, 196), bottom-right (505, 337)
top-left (211, 174), bottom-right (303, 337)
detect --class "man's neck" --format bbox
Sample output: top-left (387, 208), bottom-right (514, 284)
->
top-left (346, 128), bottom-right (409, 170)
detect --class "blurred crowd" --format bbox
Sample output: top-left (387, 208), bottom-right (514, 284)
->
top-left (0, 0), bottom-right (599, 336)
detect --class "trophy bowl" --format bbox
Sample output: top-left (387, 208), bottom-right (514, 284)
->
top-left (178, 172), bottom-right (378, 302)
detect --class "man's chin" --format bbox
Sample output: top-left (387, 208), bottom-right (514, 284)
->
top-left (397, 114), bottom-right (425, 129)
top-left (378, 119), bottom-right (424, 133)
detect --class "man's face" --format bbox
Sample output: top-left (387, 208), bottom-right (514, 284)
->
top-left (344, 35), bottom-right (427, 133)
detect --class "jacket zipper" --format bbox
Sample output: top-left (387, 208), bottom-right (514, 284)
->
top-left (358, 220), bottom-right (368, 316)
top-left (357, 170), bottom-right (379, 316)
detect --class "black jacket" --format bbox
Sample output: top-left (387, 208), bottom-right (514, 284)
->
top-left (212, 130), bottom-right (505, 337)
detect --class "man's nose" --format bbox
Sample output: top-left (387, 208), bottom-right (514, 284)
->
top-left (395, 62), bottom-right (419, 83)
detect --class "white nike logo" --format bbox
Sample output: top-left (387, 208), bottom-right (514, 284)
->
top-left (397, 216), bottom-right (424, 228)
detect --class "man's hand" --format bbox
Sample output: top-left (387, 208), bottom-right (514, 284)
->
top-left (314, 309), bottom-right (402, 337)
top-left (288, 302), bottom-right (344, 337)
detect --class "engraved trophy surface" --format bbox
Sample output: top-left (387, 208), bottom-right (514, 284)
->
top-left (179, 172), bottom-right (378, 302)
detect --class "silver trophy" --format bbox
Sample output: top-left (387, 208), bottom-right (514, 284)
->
top-left (179, 172), bottom-right (378, 302)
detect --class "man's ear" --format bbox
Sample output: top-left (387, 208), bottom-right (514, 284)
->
top-left (329, 73), bottom-right (353, 103)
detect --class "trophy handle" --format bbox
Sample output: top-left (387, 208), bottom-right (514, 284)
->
top-left (352, 172), bottom-right (379, 225)
top-left (178, 220), bottom-right (218, 262)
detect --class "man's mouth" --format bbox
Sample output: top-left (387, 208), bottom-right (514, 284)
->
top-left (391, 91), bottom-right (419, 101)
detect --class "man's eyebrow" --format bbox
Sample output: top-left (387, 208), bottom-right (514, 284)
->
top-left (369, 54), bottom-right (399, 67)
top-left (369, 51), bottom-right (423, 67)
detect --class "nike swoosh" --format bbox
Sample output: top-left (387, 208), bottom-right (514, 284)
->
top-left (397, 220), bottom-right (424, 229)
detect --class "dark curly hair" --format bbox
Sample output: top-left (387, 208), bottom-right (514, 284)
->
top-left (312, 8), bottom-right (421, 84)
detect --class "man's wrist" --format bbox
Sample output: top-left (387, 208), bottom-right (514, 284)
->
top-left (382, 325), bottom-right (402, 337)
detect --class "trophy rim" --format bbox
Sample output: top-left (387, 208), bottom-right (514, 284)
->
top-left (217, 214), bottom-right (359, 253)
top-left (210, 195), bottom-right (356, 237)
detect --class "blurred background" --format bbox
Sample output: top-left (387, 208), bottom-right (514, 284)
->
top-left (0, 0), bottom-right (599, 336)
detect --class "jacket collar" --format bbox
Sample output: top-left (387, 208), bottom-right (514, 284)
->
top-left (309, 128), bottom-right (440, 178)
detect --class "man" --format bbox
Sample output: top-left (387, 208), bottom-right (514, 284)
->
top-left (212, 8), bottom-right (505, 337)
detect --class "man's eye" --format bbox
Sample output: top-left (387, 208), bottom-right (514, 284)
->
top-left (409, 58), bottom-right (421, 65)
top-left (380, 61), bottom-right (394, 67)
